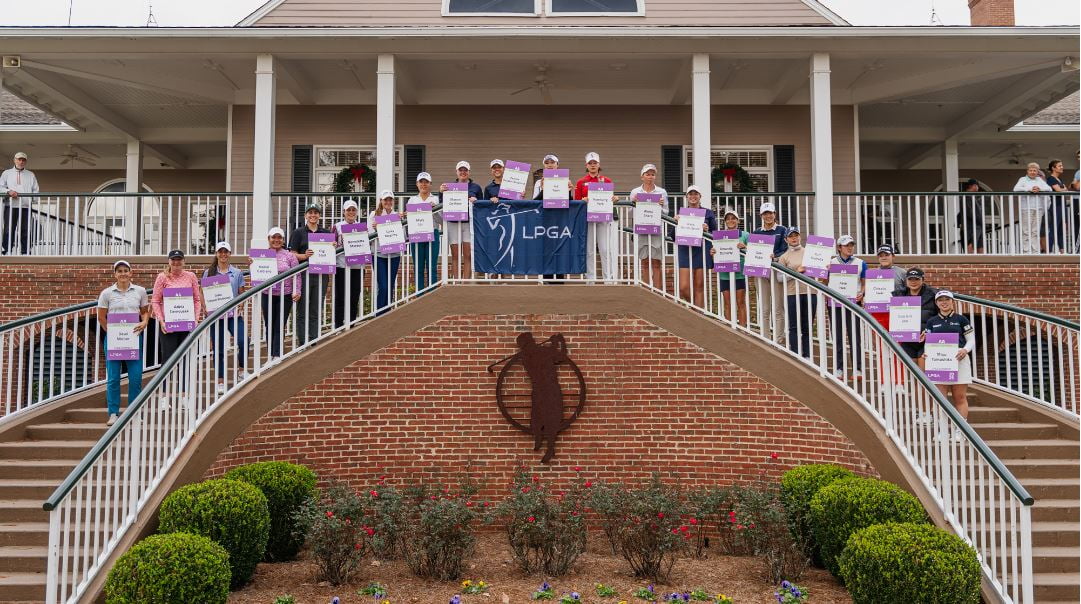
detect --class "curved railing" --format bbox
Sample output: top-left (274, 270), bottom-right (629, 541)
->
top-left (37, 200), bottom-right (1036, 603)
top-left (955, 294), bottom-right (1079, 419)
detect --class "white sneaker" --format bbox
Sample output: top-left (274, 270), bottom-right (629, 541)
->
top-left (159, 396), bottom-right (171, 411)
top-left (952, 430), bottom-right (965, 443)
top-left (106, 414), bottom-right (119, 426)
top-left (216, 383), bottom-right (226, 395)
top-left (833, 369), bottom-right (845, 379)
top-left (915, 412), bottom-right (934, 426)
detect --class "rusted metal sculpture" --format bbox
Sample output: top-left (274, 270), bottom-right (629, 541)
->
top-left (488, 332), bottom-right (586, 463)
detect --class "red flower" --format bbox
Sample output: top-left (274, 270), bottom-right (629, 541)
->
top-left (689, 518), bottom-right (698, 525)
top-left (574, 466), bottom-right (582, 472)
top-left (430, 495), bottom-right (437, 500)
top-left (370, 490), bottom-right (379, 498)
top-left (532, 476), bottom-right (539, 482)
top-left (584, 481), bottom-right (593, 488)
top-left (354, 543), bottom-right (362, 550)
top-left (671, 528), bottom-right (680, 534)
top-left (770, 452), bottom-right (779, 459)
top-left (522, 487), bottom-right (531, 494)
top-left (571, 511), bottom-right (579, 516)
top-left (737, 524), bottom-right (745, 530)
top-left (749, 523), bottom-right (756, 529)
top-left (527, 516), bottom-right (535, 523)
top-left (344, 519), bottom-right (351, 525)
top-left (483, 501), bottom-right (491, 507)
top-left (325, 511), bottom-right (334, 518)
top-left (466, 501), bottom-right (474, 507)
top-left (680, 525), bottom-right (690, 533)
top-left (365, 527), bottom-right (375, 536)
top-left (657, 512), bottom-right (665, 519)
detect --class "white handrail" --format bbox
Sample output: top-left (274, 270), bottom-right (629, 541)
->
top-left (41, 202), bottom-right (1034, 604)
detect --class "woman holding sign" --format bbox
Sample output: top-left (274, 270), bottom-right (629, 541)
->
top-left (777, 227), bottom-right (817, 358)
top-left (576, 152), bottom-right (618, 283)
top-left (368, 191), bottom-right (405, 314)
top-left (150, 250), bottom-right (205, 399)
top-left (714, 208), bottom-right (749, 324)
top-left (289, 203), bottom-right (333, 346)
top-left (827, 236), bottom-right (866, 380)
top-left (262, 227), bottom-right (301, 359)
top-left (439, 161), bottom-right (482, 280)
top-left (630, 164), bottom-right (669, 290)
top-left (923, 290), bottom-right (975, 430)
top-left (408, 172), bottom-right (441, 293)
top-left (202, 242), bottom-right (247, 394)
top-left (332, 199), bottom-right (366, 328)
top-left (96, 260), bottom-right (149, 425)
top-left (675, 185), bottom-right (717, 306)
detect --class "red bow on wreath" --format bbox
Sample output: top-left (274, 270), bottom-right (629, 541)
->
top-left (721, 168), bottom-right (737, 181)
top-left (350, 166), bottom-right (366, 183)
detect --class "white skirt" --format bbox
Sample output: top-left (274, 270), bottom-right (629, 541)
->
top-left (934, 355), bottom-right (973, 385)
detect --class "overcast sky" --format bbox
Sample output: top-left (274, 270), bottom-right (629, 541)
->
top-left (0, 0), bottom-right (1077, 26)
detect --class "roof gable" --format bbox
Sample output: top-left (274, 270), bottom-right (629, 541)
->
top-left (240, 0), bottom-right (848, 27)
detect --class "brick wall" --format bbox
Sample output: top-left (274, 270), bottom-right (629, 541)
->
top-left (204, 314), bottom-right (875, 494)
top-left (969, 0), bottom-right (1015, 26)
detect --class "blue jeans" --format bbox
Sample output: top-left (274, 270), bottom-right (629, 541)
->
top-left (210, 317), bottom-right (246, 378)
top-left (104, 338), bottom-right (144, 416)
top-left (375, 255), bottom-right (401, 315)
top-left (412, 229), bottom-right (441, 293)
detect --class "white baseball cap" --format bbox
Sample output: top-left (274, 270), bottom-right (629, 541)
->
top-left (935, 290), bottom-right (955, 300)
top-left (686, 184), bottom-right (703, 195)
top-left (379, 190), bottom-right (395, 200)
top-left (14, 151), bottom-right (28, 160)
top-left (267, 227), bottom-right (285, 238)
top-left (490, 158), bottom-right (505, 167)
top-left (722, 207), bottom-right (739, 218)
top-left (455, 160), bottom-right (471, 171)
top-left (342, 199), bottom-right (359, 211)
top-left (585, 152), bottom-right (600, 163)
top-left (837, 235), bottom-right (855, 245)
top-left (112, 260), bottom-right (131, 270)
top-left (416, 172), bottom-right (432, 182)
top-left (640, 163), bottom-right (658, 175)
top-left (215, 241), bottom-right (232, 252)
top-left (543, 154), bottom-right (559, 163)
top-left (759, 202), bottom-right (776, 214)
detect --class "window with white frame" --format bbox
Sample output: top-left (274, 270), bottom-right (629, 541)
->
top-left (86, 180), bottom-right (161, 253)
top-left (444, 0), bottom-right (540, 15)
top-left (547, 0), bottom-right (643, 15)
top-left (444, 0), bottom-right (642, 15)
top-left (682, 146), bottom-right (774, 193)
top-left (313, 145), bottom-right (403, 194)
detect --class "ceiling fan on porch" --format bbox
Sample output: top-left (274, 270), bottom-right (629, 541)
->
top-left (510, 63), bottom-right (558, 105)
top-left (42, 145), bottom-right (99, 167)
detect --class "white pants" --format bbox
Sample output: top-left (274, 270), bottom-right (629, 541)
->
top-left (756, 275), bottom-right (786, 343)
top-left (586, 221), bottom-right (617, 281)
top-left (1018, 208), bottom-right (1043, 254)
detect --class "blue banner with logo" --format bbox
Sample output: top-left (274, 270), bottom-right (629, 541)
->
top-left (473, 200), bottom-right (587, 275)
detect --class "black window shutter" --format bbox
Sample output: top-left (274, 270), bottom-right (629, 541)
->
top-left (291, 145), bottom-right (313, 229)
top-left (404, 145), bottom-right (426, 193)
top-left (661, 145), bottom-right (683, 199)
top-left (773, 145), bottom-right (795, 192)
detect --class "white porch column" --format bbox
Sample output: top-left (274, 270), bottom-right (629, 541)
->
top-left (125, 139), bottom-right (144, 253)
top-left (376, 54), bottom-right (396, 194)
top-left (252, 54), bottom-right (276, 250)
top-left (691, 54), bottom-right (711, 197)
top-left (942, 137), bottom-right (960, 252)
top-left (809, 52), bottom-right (834, 237)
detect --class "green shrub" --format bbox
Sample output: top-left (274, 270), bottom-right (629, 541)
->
top-left (158, 479), bottom-right (270, 587)
top-left (780, 464), bottom-right (856, 562)
top-left (594, 475), bottom-right (690, 583)
top-left (808, 477), bottom-right (928, 576)
top-left (401, 480), bottom-right (490, 580)
top-left (224, 461), bottom-right (317, 561)
top-left (293, 482), bottom-right (373, 585)
top-left (839, 523), bottom-right (980, 603)
top-left (496, 469), bottom-right (588, 576)
top-left (104, 532), bottom-right (230, 604)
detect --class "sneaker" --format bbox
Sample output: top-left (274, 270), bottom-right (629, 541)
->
top-left (216, 383), bottom-right (226, 395)
top-left (915, 412), bottom-right (934, 426)
top-left (952, 430), bottom-right (966, 443)
top-left (833, 369), bottom-right (845, 379)
top-left (106, 414), bottom-right (119, 426)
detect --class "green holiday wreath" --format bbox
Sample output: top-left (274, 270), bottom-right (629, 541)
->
top-left (333, 163), bottom-right (376, 194)
top-left (711, 163), bottom-right (755, 193)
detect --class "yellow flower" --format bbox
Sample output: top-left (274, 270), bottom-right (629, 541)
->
top-left (478, 581), bottom-right (487, 587)
top-left (462, 580), bottom-right (472, 587)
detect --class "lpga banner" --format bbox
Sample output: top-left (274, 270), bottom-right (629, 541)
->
top-left (473, 200), bottom-right (588, 275)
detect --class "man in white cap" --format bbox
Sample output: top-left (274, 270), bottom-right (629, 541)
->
top-left (0, 151), bottom-right (39, 254)
top-left (751, 201), bottom-right (788, 343)
top-left (439, 161), bottom-right (482, 279)
top-left (574, 152), bottom-right (617, 282)
top-left (629, 163), bottom-right (669, 289)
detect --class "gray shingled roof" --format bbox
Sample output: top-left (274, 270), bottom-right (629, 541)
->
top-left (1025, 91), bottom-right (1079, 126)
top-left (0, 90), bottom-right (64, 125)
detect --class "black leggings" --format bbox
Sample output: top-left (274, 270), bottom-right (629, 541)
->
top-left (261, 294), bottom-right (295, 358)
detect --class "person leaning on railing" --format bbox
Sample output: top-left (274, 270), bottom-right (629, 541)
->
top-left (776, 226), bottom-right (817, 359)
top-left (0, 151), bottom-right (38, 255)
top-left (1012, 162), bottom-right (1052, 255)
top-left (262, 227), bottom-right (301, 359)
top-left (1043, 159), bottom-right (1069, 253)
top-left (96, 260), bottom-right (150, 425)
top-left (203, 242), bottom-right (248, 394)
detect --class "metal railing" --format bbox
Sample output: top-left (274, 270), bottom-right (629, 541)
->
top-left (836, 192), bottom-right (1079, 255)
top-left (956, 294), bottom-right (1080, 419)
top-left (36, 201), bottom-right (1036, 603)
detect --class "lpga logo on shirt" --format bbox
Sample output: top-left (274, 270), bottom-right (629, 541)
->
top-left (473, 200), bottom-right (587, 275)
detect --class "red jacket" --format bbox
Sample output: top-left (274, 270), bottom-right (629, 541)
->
top-left (574, 174), bottom-right (614, 201)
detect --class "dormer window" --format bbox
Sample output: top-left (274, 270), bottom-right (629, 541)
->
top-left (443, 0), bottom-right (643, 16)
top-left (548, 0), bottom-right (643, 15)
top-left (445, 0), bottom-right (540, 15)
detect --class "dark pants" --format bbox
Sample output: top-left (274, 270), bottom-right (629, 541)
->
top-left (375, 255), bottom-right (401, 315)
top-left (786, 294), bottom-right (818, 359)
top-left (2, 205), bottom-right (31, 255)
top-left (333, 267), bottom-right (364, 328)
top-left (210, 318), bottom-right (246, 378)
top-left (261, 293), bottom-right (294, 358)
top-left (158, 330), bottom-right (191, 389)
top-left (1043, 199), bottom-right (1068, 252)
top-left (295, 273), bottom-right (328, 345)
top-left (831, 306), bottom-right (863, 373)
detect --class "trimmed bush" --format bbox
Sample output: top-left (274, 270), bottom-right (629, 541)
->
top-left (808, 477), bottom-right (928, 576)
top-left (104, 532), bottom-right (230, 604)
top-left (780, 464), bottom-right (856, 562)
top-left (158, 479), bottom-right (270, 587)
top-left (839, 523), bottom-right (981, 603)
top-left (224, 461), bottom-right (317, 561)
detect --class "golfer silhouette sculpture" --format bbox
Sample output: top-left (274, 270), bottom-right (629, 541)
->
top-left (488, 332), bottom-right (586, 463)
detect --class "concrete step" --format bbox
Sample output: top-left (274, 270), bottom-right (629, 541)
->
top-left (1031, 521), bottom-right (1081, 547)
top-left (0, 441), bottom-right (99, 461)
top-left (1033, 546), bottom-right (1081, 573)
top-left (966, 406), bottom-right (1022, 423)
top-left (24, 423), bottom-right (108, 441)
top-left (0, 501), bottom-right (49, 524)
top-left (0, 480), bottom-right (59, 500)
top-left (0, 545), bottom-right (47, 573)
top-left (0, 571), bottom-right (43, 602)
top-left (63, 407), bottom-right (118, 423)
top-left (0, 459), bottom-right (77, 480)
top-left (1035, 572), bottom-right (1081, 602)
top-left (999, 458), bottom-right (1079, 479)
top-left (1021, 478), bottom-right (1081, 500)
top-left (969, 421), bottom-right (1063, 441)
top-left (1032, 500), bottom-right (1081, 523)
top-left (982, 439), bottom-right (1079, 460)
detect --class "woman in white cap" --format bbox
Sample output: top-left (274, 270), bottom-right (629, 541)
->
top-left (408, 172), bottom-right (441, 292)
top-left (439, 161), bottom-right (482, 279)
top-left (776, 226), bottom-right (816, 358)
top-left (676, 185), bottom-right (717, 305)
top-left (828, 235), bottom-right (866, 379)
top-left (484, 159), bottom-right (506, 201)
top-left (534, 154), bottom-right (574, 282)
top-left (202, 241), bottom-right (247, 393)
top-left (331, 199), bottom-right (364, 328)
top-left (629, 163), bottom-right (669, 290)
top-left (368, 191), bottom-right (403, 313)
top-left (715, 208), bottom-right (749, 324)
top-left (923, 290), bottom-right (976, 432)
top-left (289, 202), bottom-right (332, 346)
top-left (96, 260), bottom-right (150, 425)
top-left (262, 227), bottom-right (301, 359)
top-left (575, 152), bottom-right (618, 282)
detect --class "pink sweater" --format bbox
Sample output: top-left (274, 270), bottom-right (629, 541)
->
top-left (150, 270), bottom-right (205, 325)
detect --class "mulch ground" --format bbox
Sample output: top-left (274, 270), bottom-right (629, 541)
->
top-left (229, 533), bottom-right (851, 604)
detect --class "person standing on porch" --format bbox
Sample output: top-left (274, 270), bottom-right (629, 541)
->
top-left (1043, 159), bottom-right (1069, 253)
top-left (752, 202), bottom-right (788, 343)
top-left (777, 227), bottom-right (816, 359)
top-left (714, 208), bottom-right (749, 324)
top-left (534, 154), bottom-right (574, 283)
top-left (0, 151), bottom-right (39, 255)
top-left (1012, 162), bottom-right (1051, 254)
top-left (262, 227), bottom-right (301, 359)
top-left (676, 185), bottom-right (716, 306)
top-left (289, 203), bottom-right (332, 346)
top-left (409, 172), bottom-right (441, 293)
top-left (574, 152), bottom-right (617, 282)
top-left (485, 159), bottom-right (506, 201)
top-left (629, 163), bottom-right (669, 291)
top-left (96, 260), bottom-right (150, 425)
top-left (439, 160), bottom-right (482, 280)
top-left (956, 179), bottom-right (986, 254)
top-left (369, 191), bottom-right (403, 314)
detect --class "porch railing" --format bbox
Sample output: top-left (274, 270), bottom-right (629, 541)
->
top-left (38, 202), bottom-right (1035, 604)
